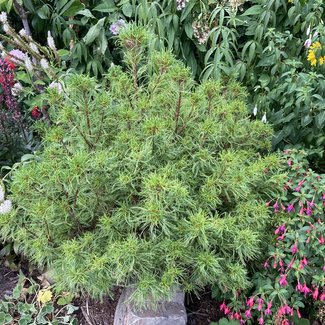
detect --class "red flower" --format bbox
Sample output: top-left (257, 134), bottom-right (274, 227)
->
top-left (4, 57), bottom-right (16, 70)
top-left (31, 106), bottom-right (42, 119)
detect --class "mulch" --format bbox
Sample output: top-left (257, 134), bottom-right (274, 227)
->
top-left (186, 289), bottom-right (221, 325)
top-left (0, 263), bottom-right (18, 299)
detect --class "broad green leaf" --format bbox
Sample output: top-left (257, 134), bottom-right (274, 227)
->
top-left (122, 3), bottom-right (133, 17)
top-left (61, 0), bottom-right (85, 16)
top-left (315, 111), bottom-right (325, 129)
top-left (93, 0), bottom-right (116, 12)
top-left (83, 17), bottom-right (105, 45)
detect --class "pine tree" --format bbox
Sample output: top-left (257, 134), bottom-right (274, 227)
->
top-left (0, 26), bottom-right (282, 305)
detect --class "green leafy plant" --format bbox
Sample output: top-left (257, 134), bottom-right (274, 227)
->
top-left (216, 149), bottom-right (325, 324)
top-left (3, 1), bottom-right (325, 151)
top-left (0, 272), bottom-right (78, 325)
top-left (0, 26), bottom-right (282, 306)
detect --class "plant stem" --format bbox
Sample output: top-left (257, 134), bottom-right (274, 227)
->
top-left (175, 82), bottom-right (183, 133)
top-left (13, 0), bottom-right (31, 36)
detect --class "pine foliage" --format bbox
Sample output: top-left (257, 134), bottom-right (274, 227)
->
top-left (0, 26), bottom-right (281, 305)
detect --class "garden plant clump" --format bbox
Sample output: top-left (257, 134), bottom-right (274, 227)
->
top-left (0, 26), bottom-right (282, 306)
top-left (218, 150), bottom-right (325, 324)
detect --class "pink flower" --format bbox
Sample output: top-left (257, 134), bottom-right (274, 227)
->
top-left (273, 201), bottom-right (279, 213)
top-left (245, 309), bottom-right (252, 319)
top-left (287, 204), bottom-right (295, 212)
top-left (257, 298), bottom-right (264, 311)
top-left (318, 236), bottom-right (324, 244)
top-left (302, 257), bottom-right (308, 266)
top-left (291, 242), bottom-right (298, 254)
top-left (277, 234), bottom-right (285, 241)
top-left (263, 261), bottom-right (269, 269)
top-left (258, 316), bottom-right (264, 325)
top-left (296, 308), bottom-right (301, 318)
top-left (275, 224), bottom-right (286, 235)
top-left (305, 207), bottom-right (312, 216)
top-left (288, 159), bottom-right (292, 166)
top-left (246, 297), bottom-right (254, 308)
top-left (264, 307), bottom-right (272, 315)
top-left (233, 312), bottom-right (241, 320)
top-left (220, 301), bottom-right (227, 312)
top-left (302, 283), bottom-right (311, 296)
top-left (296, 280), bottom-right (303, 293)
top-left (320, 293), bottom-right (325, 301)
top-left (313, 287), bottom-right (319, 300)
top-left (279, 274), bottom-right (288, 287)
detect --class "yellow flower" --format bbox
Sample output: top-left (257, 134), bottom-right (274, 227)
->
top-left (307, 50), bottom-right (317, 66)
top-left (319, 56), bottom-right (325, 65)
top-left (288, 0), bottom-right (293, 3)
top-left (310, 41), bottom-right (321, 50)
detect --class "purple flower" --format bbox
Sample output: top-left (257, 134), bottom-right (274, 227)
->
top-left (287, 204), bottom-right (295, 213)
top-left (8, 49), bottom-right (26, 64)
top-left (109, 19), bottom-right (127, 35)
top-left (304, 38), bottom-right (312, 48)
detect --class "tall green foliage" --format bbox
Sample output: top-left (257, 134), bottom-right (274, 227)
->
top-left (0, 26), bottom-right (282, 304)
top-left (3, 0), bottom-right (325, 152)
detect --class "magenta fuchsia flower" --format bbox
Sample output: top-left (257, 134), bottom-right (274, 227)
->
top-left (318, 236), bottom-right (324, 244)
top-left (273, 201), bottom-right (279, 212)
top-left (296, 308), bottom-right (301, 318)
top-left (279, 274), bottom-right (288, 286)
top-left (246, 297), bottom-right (254, 308)
top-left (275, 224), bottom-right (286, 235)
top-left (257, 298), bottom-right (264, 311)
top-left (301, 283), bottom-right (311, 296)
top-left (291, 242), bottom-right (298, 254)
top-left (245, 309), bottom-right (252, 319)
top-left (296, 280), bottom-right (304, 293)
top-left (313, 287), bottom-right (319, 300)
top-left (258, 316), bottom-right (264, 325)
top-left (287, 204), bottom-right (295, 212)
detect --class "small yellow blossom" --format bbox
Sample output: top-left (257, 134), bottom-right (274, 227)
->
top-left (307, 42), bottom-right (323, 67)
top-left (307, 50), bottom-right (317, 66)
top-left (310, 41), bottom-right (321, 50)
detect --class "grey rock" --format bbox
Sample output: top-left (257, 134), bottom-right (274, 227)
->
top-left (113, 288), bottom-right (187, 325)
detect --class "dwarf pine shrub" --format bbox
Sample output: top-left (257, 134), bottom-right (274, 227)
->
top-left (0, 26), bottom-right (282, 305)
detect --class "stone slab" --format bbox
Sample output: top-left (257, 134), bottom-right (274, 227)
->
top-left (113, 288), bottom-right (187, 325)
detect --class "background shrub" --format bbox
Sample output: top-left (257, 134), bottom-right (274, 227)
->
top-left (3, 0), bottom-right (325, 154)
top-left (0, 26), bottom-right (282, 305)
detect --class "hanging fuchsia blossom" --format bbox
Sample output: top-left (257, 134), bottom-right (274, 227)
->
top-left (279, 274), bottom-right (288, 286)
top-left (291, 242), bottom-right (298, 254)
top-left (312, 287), bottom-right (319, 300)
top-left (287, 204), bottom-right (295, 212)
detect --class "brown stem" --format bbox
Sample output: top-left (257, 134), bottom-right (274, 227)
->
top-left (132, 63), bottom-right (138, 90)
top-left (13, 0), bottom-right (31, 36)
top-left (70, 118), bottom-right (95, 150)
top-left (62, 186), bottom-right (83, 235)
top-left (83, 94), bottom-right (92, 136)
